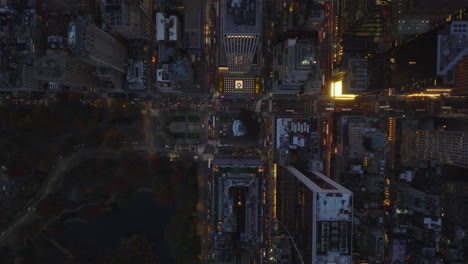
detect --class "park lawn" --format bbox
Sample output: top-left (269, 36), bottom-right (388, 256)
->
top-left (187, 116), bottom-right (200, 122)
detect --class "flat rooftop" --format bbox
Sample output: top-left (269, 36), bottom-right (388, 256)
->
top-left (184, 0), bottom-right (202, 49)
top-left (214, 157), bottom-right (263, 168)
top-left (286, 166), bottom-right (352, 193)
top-left (222, 0), bottom-right (261, 33)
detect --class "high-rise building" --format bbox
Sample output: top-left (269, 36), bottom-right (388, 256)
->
top-left (0, 63), bottom-right (43, 94)
top-left (7, 64), bottom-right (43, 93)
top-left (217, 0), bottom-right (263, 97)
top-left (211, 157), bottom-right (264, 262)
top-left (101, 0), bottom-right (154, 40)
top-left (389, 0), bottom-right (467, 45)
top-left (42, 0), bottom-right (80, 11)
top-left (220, 0), bottom-right (261, 74)
top-left (402, 129), bottom-right (468, 168)
top-left (68, 18), bottom-right (128, 73)
top-left (365, 19), bottom-right (468, 94)
top-left (323, 0), bottom-right (375, 77)
top-left (346, 117), bottom-right (386, 158)
top-left (348, 123), bottom-right (364, 156)
top-left (454, 56), bottom-right (468, 95)
top-left (34, 51), bottom-right (100, 89)
top-left (276, 166), bottom-right (353, 264)
top-left (329, 57), bottom-right (368, 97)
top-left (125, 39), bottom-right (156, 92)
top-left (437, 21), bottom-right (468, 77)
top-left (183, 0), bottom-right (202, 50)
top-left (443, 179), bottom-right (468, 228)
top-left (344, 59), bottom-right (368, 94)
top-left (368, 24), bottom-right (440, 93)
top-left (362, 228), bottom-right (384, 263)
top-left (272, 39), bottom-right (321, 95)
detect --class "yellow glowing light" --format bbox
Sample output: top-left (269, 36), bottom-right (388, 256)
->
top-left (237, 201), bottom-right (242, 206)
top-left (388, 117), bottom-right (395, 141)
top-left (407, 93), bottom-right (441, 97)
top-left (334, 96), bottom-right (356, 100)
top-left (330, 80), bottom-right (356, 100)
top-left (426, 88), bottom-right (451, 92)
top-left (335, 81), bottom-right (343, 95)
top-left (330, 82), bottom-right (335, 97)
top-left (336, 95), bottom-right (356, 98)
top-left (227, 35), bottom-right (254, 38)
top-left (273, 163), bottom-right (277, 219)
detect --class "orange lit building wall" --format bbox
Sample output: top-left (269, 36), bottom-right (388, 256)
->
top-left (454, 56), bottom-right (468, 95)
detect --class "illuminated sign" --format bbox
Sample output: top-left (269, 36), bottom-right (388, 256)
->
top-left (235, 80), bottom-right (243, 89)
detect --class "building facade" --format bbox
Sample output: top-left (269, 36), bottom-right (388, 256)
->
top-left (220, 0), bottom-right (261, 74)
top-left (102, 0), bottom-right (154, 40)
top-left (272, 39), bottom-right (321, 95)
top-left (68, 18), bottom-right (128, 74)
top-left (390, 0), bottom-right (467, 45)
top-left (42, 0), bottom-right (80, 11)
top-left (402, 129), bottom-right (468, 168)
top-left (454, 55), bottom-right (468, 95)
top-left (211, 157), bottom-right (264, 261)
top-left (276, 166), bottom-right (353, 264)
top-left (34, 51), bottom-right (100, 89)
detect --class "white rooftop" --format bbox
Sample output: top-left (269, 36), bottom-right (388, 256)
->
top-left (285, 166), bottom-right (352, 193)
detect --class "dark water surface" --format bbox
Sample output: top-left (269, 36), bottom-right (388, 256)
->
top-left (60, 192), bottom-right (175, 262)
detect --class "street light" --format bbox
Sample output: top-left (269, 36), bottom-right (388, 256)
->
top-left (275, 219), bottom-right (305, 264)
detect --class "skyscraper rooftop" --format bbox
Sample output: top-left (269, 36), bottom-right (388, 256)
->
top-left (220, 0), bottom-right (261, 73)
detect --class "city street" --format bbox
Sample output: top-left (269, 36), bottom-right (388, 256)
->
top-left (198, 159), bottom-right (211, 262)
top-left (206, 0), bottom-right (219, 94)
top-left (261, 0), bottom-right (274, 93)
top-left (1, 0), bottom-right (468, 262)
